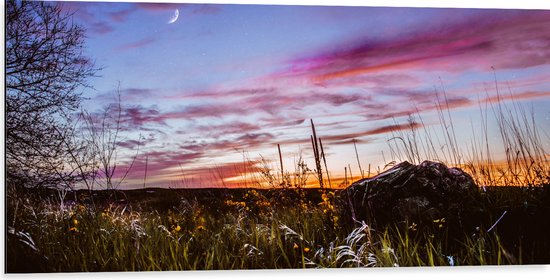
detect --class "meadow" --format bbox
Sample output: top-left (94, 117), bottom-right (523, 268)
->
top-left (6, 183), bottom-right (550, 272)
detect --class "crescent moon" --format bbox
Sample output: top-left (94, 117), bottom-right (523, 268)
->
top-left (167, 9), bottom-right (179, 24)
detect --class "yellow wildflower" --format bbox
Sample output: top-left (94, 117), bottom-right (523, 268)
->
top-left (293, 243), bottom-right (299, 249)
top-left (196, 225), bottom-right (206, 231)
top-left (433, 218), bottom-right (446, 229)
top-left (304, 247), bottom-right (310, 253)
top-left (69, 227), bottom-right (79, 233)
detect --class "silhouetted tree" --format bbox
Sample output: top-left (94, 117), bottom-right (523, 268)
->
top-left (6, 0), bottom-right (98, 188)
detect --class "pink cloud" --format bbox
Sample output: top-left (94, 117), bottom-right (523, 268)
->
top-left (114, 150), bottom-right (204, 181)
top-left (89, 22), bottom-right (114, 34)
top-left (109, 8), bottom-right (135, 23)
top-left (279, 10), bottom-right (550, 82)
top-left (482, 91), bottom-right (550, 104)
top-left (236, 133), bottom-right (274, 144)
top-left (185, 161), bottom-right (263, 188)
top-left (191, 4), bottom-right (222, 15)
top-left (314, 73), bottom-right (421, 89)
top-left (193, 122), bottom-right (261, 138)
top-left (94, 88), bottom-right (157, 104)
top-left (115, 37), bottom-right (156, 52)
top-left (115, 82), bottom-right (545, 139)
top-left (117, 135), bottom-right (155, 149)
top-left (61, 1), bottom-right (96, 22)
top-left (148, 83), bottom-right (477, 131)
top-left (168, 87), bottom-right (277, 101)
top-left (120, 105), bottom-right (164, 127)
top-left (167, 103), bottom-right (250, 119)
top-left (327, 138), bottom-right (371, 146)
top-left (122, 88), bottom-right (155, 101)
top-left (117, 139), bottom-right (143, 149)
top-left (178, 140), bottom-right (233, 153)
top-left (360, 92), bottom-right (473, 121)
top-left (135, 3), bottom-right (181, 11)
top-left (322, 122), bottom-right (422, 142)
top-left (277, 121), bottom-right (422, 147)
top-left (61, 2), bottom-right (117, 35)
top-left (103, 101), bottom-right (261, 131)
top-left (119, 153), bottom-right (265, 188)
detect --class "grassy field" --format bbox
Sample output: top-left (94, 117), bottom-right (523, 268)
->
top-left (6, 184), bottom-right (550, 272)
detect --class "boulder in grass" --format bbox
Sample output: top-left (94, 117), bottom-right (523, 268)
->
top-left (336, 161), bottom-right (482, 233)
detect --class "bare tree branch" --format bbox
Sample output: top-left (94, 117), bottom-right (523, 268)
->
top-left (6, 0), bottom-right (100, 189)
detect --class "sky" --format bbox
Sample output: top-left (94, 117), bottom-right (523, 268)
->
top-left (56, 0), bottom-right (550, 189)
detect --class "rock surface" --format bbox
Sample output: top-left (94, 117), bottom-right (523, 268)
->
top-left (336, 161), bottom-right (482, 232)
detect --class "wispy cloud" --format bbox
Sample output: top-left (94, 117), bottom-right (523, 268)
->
top-left (109, 8), bottom-right (135, 23)
top-left (62, 1), bottom-right (119, 35)
top-left (89, 22), bottom-right (115, 34)
top-left (280, 10), bottom-right (550, 82)
top-left (118, 152), bottom-right (264, 188)
top-left (320, 122), bottom-right (422, 143)
top-left (276, 121), bottom-right (422, 147)
top-left (117, 135), bottom-right (156, 149)
top-left (193, 122), bottom-right (261, 138)
top-left (482, 91), bottom-right (550, 104)
top-left (115, 37), bottom-right (156, 52)
top-left (191, 4), bottom-right (222, 15)
top-left (176, 132), bottom-right (276, 155)
top-left (121, 105), bottom-right (164, 128)
top-left (114, 149), bottom-right (204, 181)
top-left (135, 3), bottom-right (182, 11)
top-left (93, 87), bottom-right (157, 104)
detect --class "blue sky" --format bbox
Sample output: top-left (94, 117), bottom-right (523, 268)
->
top-left (59, 0), bottom-right (550, 188)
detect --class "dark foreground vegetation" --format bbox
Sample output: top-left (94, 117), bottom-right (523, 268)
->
top-left (6, 180), bottom-right (550, 272)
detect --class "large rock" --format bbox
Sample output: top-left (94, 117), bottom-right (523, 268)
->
top-left (336, 161), bottom-right (482, 232)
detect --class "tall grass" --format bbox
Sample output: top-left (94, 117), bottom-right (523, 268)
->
top-left (8, 184), bottom-right (545, 272)
top-left (387, 80), bottom-right (549, 187)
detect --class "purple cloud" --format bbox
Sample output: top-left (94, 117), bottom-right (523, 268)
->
top-left (135, 3), bottom-right (181, 11)
top-left (109, 8), bottom-right (135, 23)
top-left (89, 22), bottom-right (115, 35)
top-left (115, 37), bottom-right (156, 52)
top-left (278, 10), bottom-right (550, 82)
top-left (191, 4), bottom-right (222, 15)
top-left (121, 105), bottom-right (164, 127)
